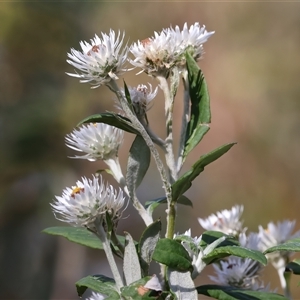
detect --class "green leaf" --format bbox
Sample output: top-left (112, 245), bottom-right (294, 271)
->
top-left (139, 220), bottom-right (162, 274)
top-left (172, 143), bottom-right (236, 201)
top-left (123, 232), bottom-right (142, 285)
top-left (182, 52), bottom-right (211, 162)
top-left (126, 135), bottom-right (151, 192)
top-left (120, 277), bottom-right (153, 299)
top-left (152, 238), bottom-right (192, 272)
top-left (197, 284), bottom-right (288, 300)
top-left (145, 195), bottom-right (193, 216)
top-left (199, 231), bottom-right (239, 248)
top-left (43, 226), bottom-right (126, 250)
top-left (202, 246), bottom-right (267, 266)
top-left (76, 275), bottom-right (119, 298)
top-left (264, 241), bottom-right (300, 255)
top-left (77, 112), bottom-right (139, 134)
top-left (285, 259), bottom-right (300, 275)
top-left (123, 81), bottom-right (134, 111)
top-left (183, 124), bottom-right (210, 161)
top-left (43, 226), bottom-right (103, 249)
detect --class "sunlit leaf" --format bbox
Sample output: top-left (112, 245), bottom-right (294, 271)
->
top-left (172, 143), bottom-right (236, 201)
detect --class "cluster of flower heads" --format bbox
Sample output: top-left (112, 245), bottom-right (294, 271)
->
top-left (196, 205), bottom-right (300, 290)
top-left (66, 22), bottom-right (214, 87)
top-left (52, 121), bottom-right (127, 231)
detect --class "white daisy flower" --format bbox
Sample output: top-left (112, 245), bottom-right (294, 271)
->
top-left (165, 22), bottom-right (214, 65)
top-left (258, 220), bottom-right (300, 272)
top-left (198, 205), bottom-right (245, 237)
top-left (239, 232), bottom-right (261, 251)
top-left (129, 30), bottom-right (181, 77)
top-left (51, 175), bottom-right (125, 228)
top-left (66, 30), bottom-right (128, 88)
top-left (210, 257), bottom-right (264, 290)
top-left (65, 123), bottom-right (124, 162)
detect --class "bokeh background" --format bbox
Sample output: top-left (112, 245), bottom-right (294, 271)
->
top-left (1, 1), bottom-right (300, 299)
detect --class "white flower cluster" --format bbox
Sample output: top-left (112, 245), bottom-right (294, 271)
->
top-left (66, 22), bottom-right (214, 87)
top-left (130, 22), bottom-right (214, 76)
top-left (198, 205), bottom-right (300, 291)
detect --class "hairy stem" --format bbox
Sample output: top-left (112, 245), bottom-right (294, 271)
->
top-left (177, 71), bottom-right (190, 173)
top-left (96, 221), bottom-right (124, 291)
top-left (108, 80), bottom-right (172, 221)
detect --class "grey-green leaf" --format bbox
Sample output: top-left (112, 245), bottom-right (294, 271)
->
top-left (285, 259), bottom-right (300, 275)
top-left (186, 51), bottom-right (211, 125)
top-left (138, 219), bottom-right (162, 274)
top-left (197, 284), bottom-right (288, 300)
top-left (76, 275), bottom-right (119, 298)
top-left (120, 277), bottom-right (153, 299)
top-left (183, 52), bottom-right (211, 162)
top-left (43, 226), bottom-right (103, 249)
top-left (152, 238), bottom-right (192, 272)
top-left (126, 135), bottom-right (151, 192)
top-left (77, 112), bottom-right (139, 134)
top-left (167, 269), bottom-right (198, 300)
top-left (264, 241), bottom-right (300, 255)
top-left (145, 195), bottom-right (193, 216)
top-left (172, 143), bottom-right (236, 201)
top-left (202, 245), bottom-right (267, 266)
top-left (123, 232), bottom-right (142, 285)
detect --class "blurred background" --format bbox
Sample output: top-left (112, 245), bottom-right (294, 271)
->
top-left (1, 1), bottom-right (300, 299)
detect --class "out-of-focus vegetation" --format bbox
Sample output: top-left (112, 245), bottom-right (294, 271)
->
top-left (1, 2), bottom-right (300, 299)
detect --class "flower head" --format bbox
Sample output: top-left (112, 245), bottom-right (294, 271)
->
top-left (198, 205), bottom-right (245, 237)
top-left (66, 30), bottom-right (128, 88)
top-left (129, 22), bottom-right (214, 76)
top-left (258, 220), bottom-right (300, 270)
top-left (51, 175), bottom-right (125, 229)
top-left (165, 22), bottom-right (214, 65)
top-left (119, 84), bottom-right (158, 117)
top-left (210, 257), bottom-right (264, 290)
top-left (65, 123), bottom-right (124, 161)
top-left (129, 30), bottom-right (181, 77)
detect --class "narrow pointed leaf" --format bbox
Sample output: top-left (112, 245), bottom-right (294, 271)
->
top-left (186, 51), bottom-right (211, 125)
top-left (43, 226), bottom-right (103, 249)
top-left (124, 232), bottom-right (142, 285)
top-left (139, 220), bottom-right (162, 274)
top-left (43, 226), bottom-right (126, 250)
top-left (145, 195), bottom-right (193, 216)
top-left (152, 238), bottom-right (192, 272)
top-left (183, 124), bottom-right (210, 160)
top-left (202, 246), bottom-right (267, 266)
top-left (123, 81), bottom-right (134, 111)
top-left (264, 241), bottom-right (300, 255)
top-left (167, 269), bottom-right (197, 300)
top-left (76, 275), bottom-right (119, 298)
top-left (197, 284), bottom-right (288, 300)
top-left (182, 52), bottom-right (211, 162)
top-left (172, 143), bottom-right (236, 201)
top-left (285, 259), bottom-right (300, 275)
top-left (77, 112), bottom-right (139, 134)
top-left (126, 135), bottom-right (151, 192)
top-left (199, 231), bottom-right (239, 248)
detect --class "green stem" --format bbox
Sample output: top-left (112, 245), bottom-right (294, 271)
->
top-left (96, 221), bottom-right (124, 291)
